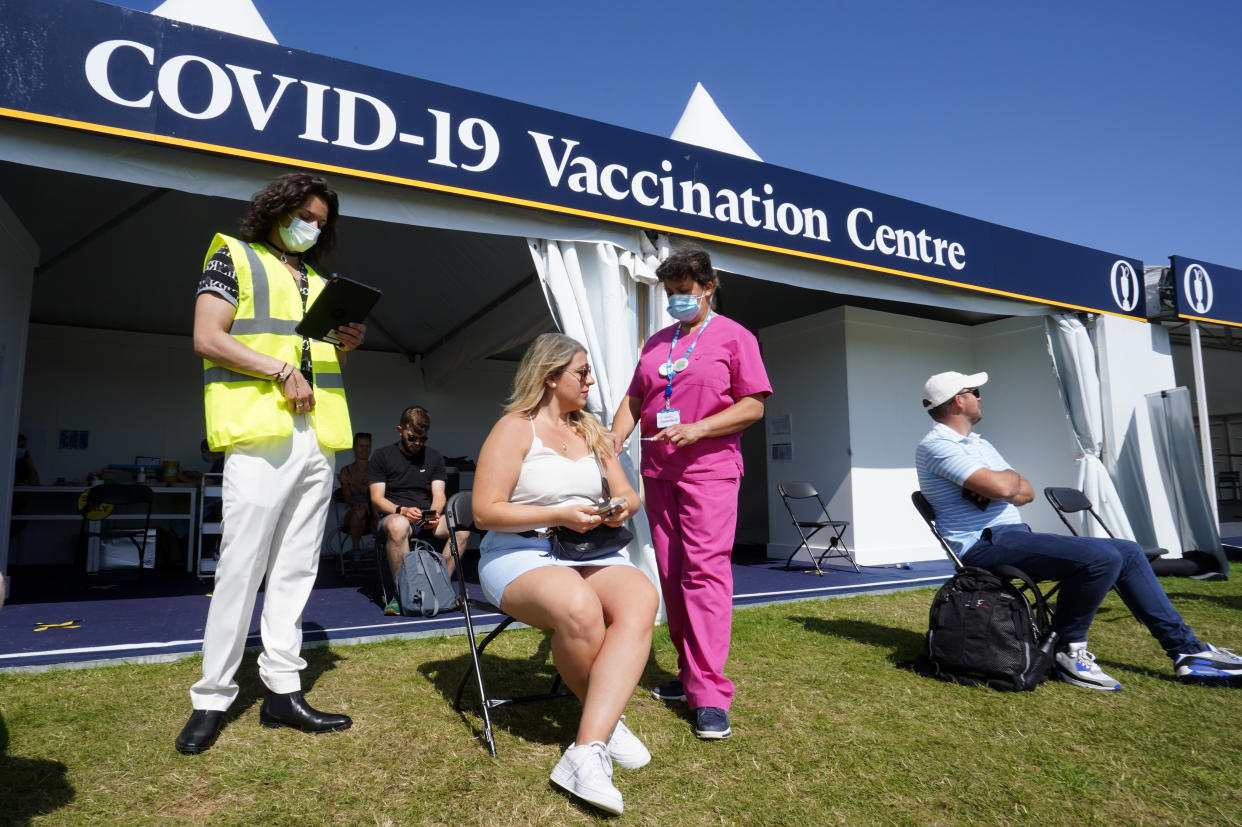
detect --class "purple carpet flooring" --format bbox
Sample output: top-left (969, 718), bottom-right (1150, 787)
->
top-left (0, 557), bottom-right (954, 671)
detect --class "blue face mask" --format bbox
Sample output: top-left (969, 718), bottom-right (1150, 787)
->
top-left (666, 293), bottom-right (703, 321)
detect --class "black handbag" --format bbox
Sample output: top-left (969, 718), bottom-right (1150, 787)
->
top-left (549, 453), bottom-right (634, 561)
top-left (550, 523), bottom-right (635, 561)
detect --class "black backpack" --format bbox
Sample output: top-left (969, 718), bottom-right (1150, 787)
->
top-left (917, 564), bottom-right (1056, 691)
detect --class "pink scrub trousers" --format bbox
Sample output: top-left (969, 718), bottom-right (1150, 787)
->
top-left (644, 473), bottom-right (740, 710)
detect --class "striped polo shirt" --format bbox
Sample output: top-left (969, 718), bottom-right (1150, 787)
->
top-left (915, 422), bottom-right (1022, 557)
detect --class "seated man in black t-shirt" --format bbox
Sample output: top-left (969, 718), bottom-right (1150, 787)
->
top-left (368, 406), bottom-right (469, 614)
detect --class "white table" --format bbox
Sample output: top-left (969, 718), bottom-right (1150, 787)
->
top-left (11, 485), bottom-right (199, 571)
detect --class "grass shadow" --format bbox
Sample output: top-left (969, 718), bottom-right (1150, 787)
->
top-left (790, 615), bottom-right (925, 663)
top-left (636, 650), bottom-right (689, 726)
top-left (1163, 591), bottom-right (1242, 612)
top-left (0, 713), bottom-right (75, 822)
top-left (638, 648), bottom-right (677, 695)
top-left (417, 629), bottom-right (579, 751)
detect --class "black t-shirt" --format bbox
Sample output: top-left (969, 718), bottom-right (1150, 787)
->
top-left (366, 443), bottom-right (447, 510)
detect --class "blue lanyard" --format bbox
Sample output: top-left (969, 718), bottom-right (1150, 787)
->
top-left (663, 311), bottom-right (714, 407)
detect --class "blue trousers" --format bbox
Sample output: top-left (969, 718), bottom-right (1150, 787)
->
top-left (964, 524), bottom-right (1201, 658)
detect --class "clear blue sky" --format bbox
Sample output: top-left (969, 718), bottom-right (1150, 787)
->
top-left (113, 0), bottom-right (1241, 269)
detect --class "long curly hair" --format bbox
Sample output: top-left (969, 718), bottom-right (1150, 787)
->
top-left (238, 172), bottom-right (339, 268)
top-left (504, 333), bottom-right (610, 457)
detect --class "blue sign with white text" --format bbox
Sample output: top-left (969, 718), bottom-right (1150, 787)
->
top-left (1171, 257), bottom-right (1242, 328)
top-left (0, 0), bottom-right (1146, 317)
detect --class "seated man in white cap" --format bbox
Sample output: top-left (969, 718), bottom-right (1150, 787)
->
top-left (914, 369), bottom-right (1242, 690)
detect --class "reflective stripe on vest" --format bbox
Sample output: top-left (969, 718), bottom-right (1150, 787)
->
top-left (204, 366), bottom-right (346, 390)
top-left (201, 234), bottom-right (351, 451)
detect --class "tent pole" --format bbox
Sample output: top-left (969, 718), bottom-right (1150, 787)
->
top-left (1188, 320), bottom-right (1219, 524)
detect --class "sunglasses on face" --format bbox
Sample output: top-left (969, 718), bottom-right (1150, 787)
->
top-left (959, 388), bottom-right (981, 399)
top-left (566, 364), bottom-right (592, 383)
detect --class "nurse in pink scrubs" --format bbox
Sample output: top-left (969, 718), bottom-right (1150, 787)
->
top-left (610, 249), bottom-right (771, 740)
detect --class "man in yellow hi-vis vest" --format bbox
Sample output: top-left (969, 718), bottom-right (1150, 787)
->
top-left (176, 173), bottom-right (365, 755)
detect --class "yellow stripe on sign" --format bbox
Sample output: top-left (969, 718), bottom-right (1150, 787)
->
top-left (0, 106), bottom-right (1150, 324)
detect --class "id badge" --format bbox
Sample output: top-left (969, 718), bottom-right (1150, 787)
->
top-left (656, 408), bottom-right (681, 428)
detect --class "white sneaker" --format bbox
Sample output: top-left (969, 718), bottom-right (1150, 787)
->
top-left (550, 741), bottom-right (622, 814)
top-left (1055, 646), bottom-right (1121, 691)
top-left (606, 715), bottom-right (651, 770)
top-left (1174, 644), bottom-right (1242, 679)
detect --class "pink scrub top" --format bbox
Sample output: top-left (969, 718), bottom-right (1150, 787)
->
top-left (626, 314), bottom-right (772, 481)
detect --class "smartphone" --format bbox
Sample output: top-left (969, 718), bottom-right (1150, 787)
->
top-left (422, 509), bottom-right (438, 519)
top-left (594, 499), bottom-right (625, 518)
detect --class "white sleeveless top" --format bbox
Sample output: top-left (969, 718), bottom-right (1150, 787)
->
top-left (510, 419), bottom-right (604, 509)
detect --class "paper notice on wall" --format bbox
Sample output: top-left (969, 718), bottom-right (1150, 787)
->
top-left (771, 442), bottom-right (793, 462)
top-left (768, 414), bottom-right (792, 436)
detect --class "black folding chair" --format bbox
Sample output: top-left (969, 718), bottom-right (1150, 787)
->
top-left (911, 490), bottom-right (1059, 604)
top-left (778, 481), bottom-right (858, 575)
top-left (445, 491), bottom-right (570, 757)
top-left (1043, 487), bottom-right (1163, 562)
top-left (76, 483), bottom-right (154, 588)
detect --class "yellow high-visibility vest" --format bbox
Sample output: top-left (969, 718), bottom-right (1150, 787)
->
top-left (201, 233), bottom-right (352, 451)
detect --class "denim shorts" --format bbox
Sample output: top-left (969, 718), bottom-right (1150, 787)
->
top-left (477, 530), bottom-right (633, 607)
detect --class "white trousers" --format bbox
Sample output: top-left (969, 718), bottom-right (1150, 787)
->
top-left (190, 414), bottom-right (334, 710)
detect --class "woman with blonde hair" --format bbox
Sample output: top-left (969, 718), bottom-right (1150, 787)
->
top-left (473, 332), bottom-right (658, 815)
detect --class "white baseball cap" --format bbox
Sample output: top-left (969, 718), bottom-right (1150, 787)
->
top-left (922, 371), bottom-right (988, 409)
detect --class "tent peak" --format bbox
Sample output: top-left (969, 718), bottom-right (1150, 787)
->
top-left (151, 0), bottom-right (278, 44)
top-left (670, 82), bottom-right (762, 162)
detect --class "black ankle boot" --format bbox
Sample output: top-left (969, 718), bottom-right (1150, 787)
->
top-left (259, 691), bottom-right (351, 733)
top-left (175, 709), bottom-right (225, 754)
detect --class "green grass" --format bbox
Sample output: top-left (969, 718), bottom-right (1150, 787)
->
top-left (3, 579), bottom-right (1242, 825)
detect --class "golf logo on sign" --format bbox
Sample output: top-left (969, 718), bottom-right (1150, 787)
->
top-left (1183, 264), bottom-right (1214, 315)
top-left (1109, 260), bottom-right (1140, 313)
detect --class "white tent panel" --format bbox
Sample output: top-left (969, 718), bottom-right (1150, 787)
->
top-left (1044, 314), bottom-right (1135, 539)
top-left (670, 83), bottom-right (763, 162)
top-left (1096, 314), bottom-right (1185, 554)
top-left (153, 0), bottom-right (278, 44)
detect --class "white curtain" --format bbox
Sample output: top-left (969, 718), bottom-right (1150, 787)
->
top-left (1045, 314), bottom-right (1135, 539)
top-left (528, 233), bottom-right (669, 610)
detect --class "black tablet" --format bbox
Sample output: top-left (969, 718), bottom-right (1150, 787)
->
top-left (295, 274), bottom-right (382, 345)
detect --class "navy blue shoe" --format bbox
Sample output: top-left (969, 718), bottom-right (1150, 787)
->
top-left (652, 680), bottom-right (686, 703)
top-left (693, 706), bottom-right (732, 740)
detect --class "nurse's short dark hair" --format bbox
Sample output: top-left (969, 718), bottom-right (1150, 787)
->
top-left (656, 249), bottom-right (718, 291)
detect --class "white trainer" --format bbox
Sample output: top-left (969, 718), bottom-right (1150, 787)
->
top-left (549, 740), bottom-right (623, 815)
top-left (1174, 643), bottom-right (1242, 679)
top-left (1055, 646), bottom-right (1121, 691)
top-left (606, 715), bottom-right (651, 770)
